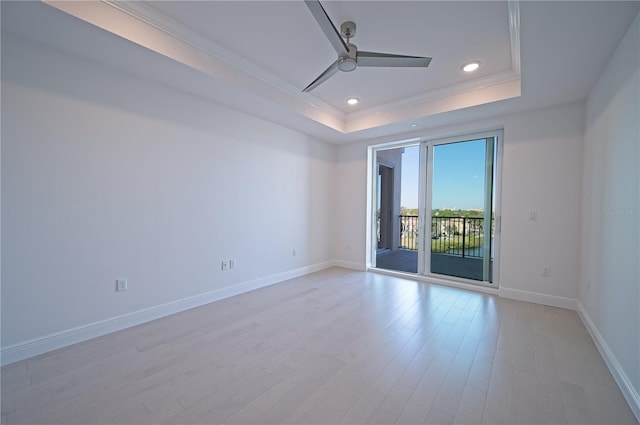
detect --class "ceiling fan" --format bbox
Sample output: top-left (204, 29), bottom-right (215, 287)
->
top-left (302, 0), bottom-right (432, 92)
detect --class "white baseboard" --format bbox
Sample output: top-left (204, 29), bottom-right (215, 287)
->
top-left (1, 261), bottom-right (335, 366)
top-left (577, 301), bottom-right (640, 422)
top-left (330, 259), bottom-right (366, 271)
top-left (498, 287), bottom-right (578, 310)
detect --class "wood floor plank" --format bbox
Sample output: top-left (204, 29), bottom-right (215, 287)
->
top-left (394, 349), bottom-right (456, 425)
top-left (453, 385), bottom-right (486, 424)
top-left (431, 335), bottom-right (481, 417)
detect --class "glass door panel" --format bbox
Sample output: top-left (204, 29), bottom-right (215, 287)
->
top-left (374, 145), bottom-right (420, 273)
top-left (429, 138), bottom-right (495, 282)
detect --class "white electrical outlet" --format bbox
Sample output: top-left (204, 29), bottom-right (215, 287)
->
top-left (221, 260), bottom-right (228, 271)
top-left (292, 248), bottom-right (297, 257)
top-left (229, 259), bottom-right (236, 269)
top-left (542, 267), bottom-right (550, 277)
top-left (116, 278), bottom-right (128, 292)
top-left (529, 211), bottom-right (537, 221)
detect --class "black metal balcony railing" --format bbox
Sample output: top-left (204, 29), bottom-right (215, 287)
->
top-left (399, 215), bottom-right (493, 259)
top-left (399, 215), bottom-right (419, 251)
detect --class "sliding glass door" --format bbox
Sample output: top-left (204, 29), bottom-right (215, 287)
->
top-left (371, 131), bottom-right (501, 287)
top-left (428, 137), bottom-right (496, 283)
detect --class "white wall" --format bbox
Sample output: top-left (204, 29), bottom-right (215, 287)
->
top-left (335, 101), bottom-right (585, 303)
top-left (1, 34), bottom-right (336, 350)
top-left (499, 103), bottom-right (584, 302)
top-left (580, 13), bottom-right (639, 412)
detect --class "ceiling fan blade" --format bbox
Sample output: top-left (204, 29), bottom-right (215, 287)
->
top-left (357, 51), bottom-right (432, 68)
top-left (303, 60), bottom-right (340, 92)
top-left (304, 0), bottom-right (350, 57)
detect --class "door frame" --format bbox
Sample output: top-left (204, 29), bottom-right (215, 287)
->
top-left (366, 130), bottom-right (503, 288)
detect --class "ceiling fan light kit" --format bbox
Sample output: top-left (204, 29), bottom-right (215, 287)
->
top-left (303, 0), bottom-right (432, 92)
top-left (338, 56), bottom-right (357, 72)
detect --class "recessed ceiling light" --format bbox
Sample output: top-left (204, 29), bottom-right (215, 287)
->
top-left (462, 61), bottom-right (480, 72)
top-left (346, 97), bottom-right (359, 105)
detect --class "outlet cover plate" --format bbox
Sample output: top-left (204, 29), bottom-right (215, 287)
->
top-left (116, 279), bottom-right (128, 292)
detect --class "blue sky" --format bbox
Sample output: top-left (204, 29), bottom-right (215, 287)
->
top-left (400, 140), bottom-right (486, 209)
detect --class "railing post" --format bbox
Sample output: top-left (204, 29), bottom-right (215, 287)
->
top-left (462, 218), bottom-right (466, 258)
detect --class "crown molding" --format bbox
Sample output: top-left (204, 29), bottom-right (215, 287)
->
top-left (103, 0), bottom-right (346, 121)
top-left (43, 0), bottom-right (522, 136)
top-left (42, 0), bottom-right (347, 132)
top-left (346, 68), bottom-right (520, 122)
top-left (346, 1), bottom-right (521, 124)
top-left (508, 0), bottom-right (522, 75)
top-left (345, 77), bottom-right (521, 133)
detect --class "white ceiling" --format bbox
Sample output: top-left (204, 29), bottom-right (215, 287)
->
top-left (2, 1), bottom-right (638, 144)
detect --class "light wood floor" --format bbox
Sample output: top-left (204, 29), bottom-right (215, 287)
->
top-left (1, 268), bottom-right (637, 425)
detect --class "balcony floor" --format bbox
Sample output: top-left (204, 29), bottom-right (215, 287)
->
top-left (375, 249), bottom-right (493, 282)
